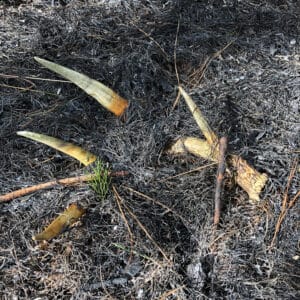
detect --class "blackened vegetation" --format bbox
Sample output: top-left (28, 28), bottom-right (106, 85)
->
top-left (0, 0), bottom-right (299, 299)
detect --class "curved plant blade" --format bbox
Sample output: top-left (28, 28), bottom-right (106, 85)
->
top-left (34, 57), bottom-right (129, 116)
top-left (179, 86), bottom-right (218, 145)
top-left (33, 203), bottom-right (85, 241)
top-left (17, 131), bottom-right (97, 166)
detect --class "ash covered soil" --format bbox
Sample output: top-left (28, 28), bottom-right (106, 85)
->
top-left (0, 0), bottom-right (299, 299)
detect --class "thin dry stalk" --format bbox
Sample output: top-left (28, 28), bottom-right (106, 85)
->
top-left (289, 190), bottom-right (300, 209)
top-left (0, 72), bottom-right (69, 83)
top-left (214, 137), bottom-right (228, 226)
top-left (0, 171), bottom-right (128, 203)
top-left (171, 19), bottom-right (181, 109)
top-left (270, 158), bottom-right (299, 247)
top-left (112, 185), bottom-right (134, 261)
top-left (0, 83), bottom-right (57, 96)
top-left (112, 243), bottom-right (164, 267)
top-left (159, 162), bottom-right (216, 182)
top-left (189, 39), bottom-right (235, 87)
top-left (172, 90), bottom-right (181, 111)
top-left (123, 203), bottom-right (172, 265)
top-left (174, 19), bottom-right (180, 85)
top-left (123, 186), bottom-right (188, 225)
top-left (130, 22), bottom-right (168, 59)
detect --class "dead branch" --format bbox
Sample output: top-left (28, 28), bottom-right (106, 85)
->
top-left (214, 137), bottom-right (228, 226)
top-left (0, 171), bottom-right (128, 203)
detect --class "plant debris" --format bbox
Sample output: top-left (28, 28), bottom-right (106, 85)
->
top-left (167, 87), bottom-right (268, 202)
top-left (33, 203), bottom-right (86, 241)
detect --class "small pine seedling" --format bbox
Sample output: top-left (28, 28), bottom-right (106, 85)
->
top-left (89, 159), bottom-right (111, 201)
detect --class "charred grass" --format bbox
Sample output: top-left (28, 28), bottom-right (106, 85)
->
top-left (0, 0), bottom-right (299, 299)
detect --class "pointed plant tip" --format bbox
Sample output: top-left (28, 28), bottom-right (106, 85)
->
top-left (34, 56), bottom-right (43, 63)
top-left (32, 56), bottom-right (128, 116)
top-left (17, 130), bottom-right (29, 136)
top-left (178, 86), bottom-right (184, 92)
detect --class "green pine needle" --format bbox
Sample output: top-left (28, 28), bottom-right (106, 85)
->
top-left (89, 159), bottom-right (111, 201)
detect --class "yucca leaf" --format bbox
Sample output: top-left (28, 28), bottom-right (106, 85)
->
top-left (33, 203), bottom-right (85, 241)
top-left (17, 131), bottom-right (97, 166)
top-left (34, 57), bottom-right (128, 116)
top-left (179, 86), bottom-right (218, 145)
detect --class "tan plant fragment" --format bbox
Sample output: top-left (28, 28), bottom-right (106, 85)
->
top-left (229, 155), bottom-right (268, 202)
top-left (17, 131), bottom-right (97, 166)
top-left (33, 203), bottom-right (86, 241)
top-left (166, 137), bottom-right (219, 162)
top-left (34, 57), bottom-right (128, 116)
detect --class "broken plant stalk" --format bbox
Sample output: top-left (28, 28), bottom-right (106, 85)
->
top-left (270, 158), bottom-right (299, 247)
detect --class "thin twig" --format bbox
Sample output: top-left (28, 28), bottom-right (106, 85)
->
top-left (289, 190), bottom-right (300, 209)
top-left (0, 72), bottom-right (69, 83)
top-left (0, 82), bottom-right (58, 96)
top-left (174, 18), bottom-right (180, 86)
top-left (270, 158), bottom-right (299, 247)
top-left (0, 171), bottom-right (128, 203)
top-left (159, 286), bottom-right (185, 300)
top-left (214, 137), bottom-right (228, 226)
top-left (112, 243), bottom-right (164, 267)
top-left (159, 162), bottom-right (216, 182)
top-left (130, 22), bottom-right (168, 59)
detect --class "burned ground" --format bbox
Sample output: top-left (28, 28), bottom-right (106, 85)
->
top-left (0, 0), bottom-right (299, 299)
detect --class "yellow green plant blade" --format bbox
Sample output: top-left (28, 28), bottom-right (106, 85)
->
top-left (17, 131), bottom-right (97, 166)
top-left (178, 86), bottom-right (218, 145)
top-left (34, 57), bottom-right (128, 116)
top-left (33, 203), bottom-right (86, 241)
